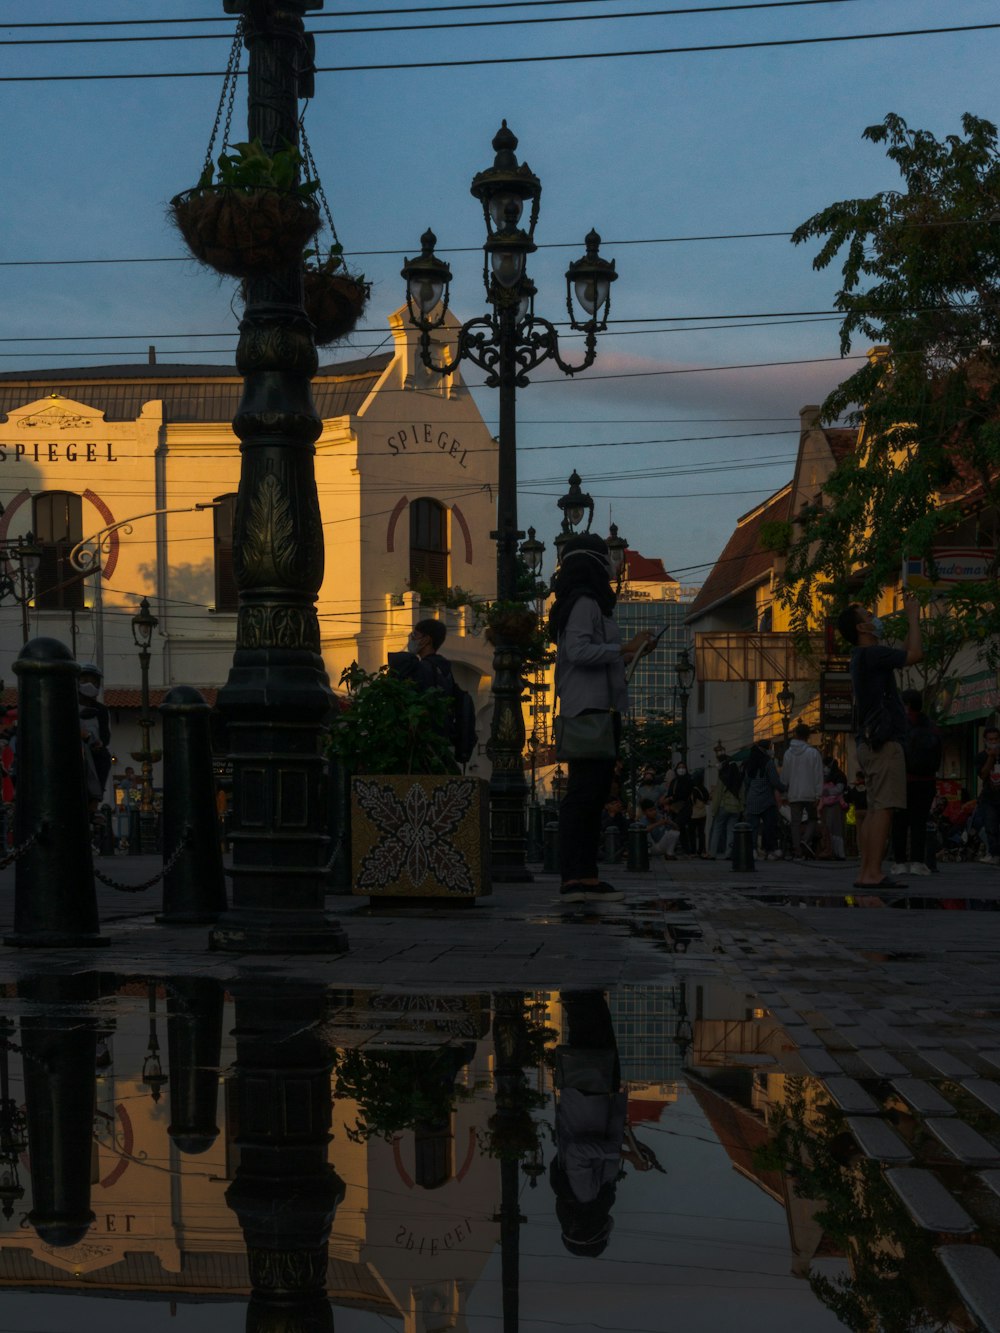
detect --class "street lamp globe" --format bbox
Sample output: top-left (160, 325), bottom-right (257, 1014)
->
top-left (519, 527), bottom-right (545, 577)
top-left (557, 470), bottom-right (594, 534)
top-left (131, 596), bottom-right (158, 649)
top-left (676, 647), bottom-right (696, 694)
top-left (606, 522), bottom-right (628, 578)
top-left (469, 120), bottom-right (542, 241)
top-left (401, 229), bottom-right (453, 320)
top-left (565, 229), bottom-right (617, 327)
top-left (777, 680), bottom-right (795, 720)
top-left (16, 532), bottom-right (42, 579)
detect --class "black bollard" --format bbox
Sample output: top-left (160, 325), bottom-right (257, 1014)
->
top-left (6, 638), bottom-right (106, 948)
top-left (731, 821), bottom-right (756, 872)
top-left (526, 803), bottom-right (545, 863)
top-left (19, 974), bottom-right (100, 1246)
top-left (602, 825), bottom-right (622, 865)
top-left (626, 822), bottom-right (650, 871)
top-left (326, 757), bottom-right (352, 895)
top-left (158, 687), bottom-right (227, 924)
top-left (925, 819), bottom-right (939, 873)
top-left (166, 977), bottom-right (224, 1155)
top-left (543, 820), bottom-right (560, 874)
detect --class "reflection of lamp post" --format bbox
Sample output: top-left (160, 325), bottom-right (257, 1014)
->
top-left (777, 680), bottom-right (795, 750)
top-left (675, 648), bottom-right (695, 768)
top-left (141, 982), bottom-right (168, 1104)
top-left (402, 125), bottom-right (617, 882)
top-left (131, 597), bottom-right (159, 854)
top-left (0, 1018), bottom-right (26, 1220)
top-left (0, 532), bottom-right (42, 646)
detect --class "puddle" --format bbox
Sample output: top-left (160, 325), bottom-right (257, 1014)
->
top-left (0, 974), bottom-right (997, 1329)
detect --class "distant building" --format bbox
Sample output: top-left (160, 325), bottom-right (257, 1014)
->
top-left (615, 549), bottom-right (698, 722)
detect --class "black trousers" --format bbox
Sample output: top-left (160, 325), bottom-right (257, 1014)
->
top-left (558, 714), bottom-right (621, 882)
top-left (892, 778), bottom-right (937, 864)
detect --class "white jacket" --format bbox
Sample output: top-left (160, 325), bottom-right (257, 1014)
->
top-left (780, 739), bottom-right (823, 802)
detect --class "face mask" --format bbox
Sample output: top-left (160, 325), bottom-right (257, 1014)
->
top-left (870, 615), bottom-right (884, 640)
top-left (79, 682), bottom-right (99, 699)
top-left (676, 767), bottom-right (687, 777)
top-left (406, 637), bottom-right (421, 655)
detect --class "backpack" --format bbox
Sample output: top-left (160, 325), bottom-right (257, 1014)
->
top-left (905, 724), bottom-right (942, 778)
top-left (720, 760), bottom-right (743, 798)
top-left (427, 657), bottom-right (478, 765)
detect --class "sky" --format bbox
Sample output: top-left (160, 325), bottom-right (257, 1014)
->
top-left (3, 0), bottom-right (1000, 590)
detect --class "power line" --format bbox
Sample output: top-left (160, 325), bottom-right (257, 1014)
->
top-left (0, 0), bottom-right (874, 44)
top-left (2, 21), bottom-right (998, 80)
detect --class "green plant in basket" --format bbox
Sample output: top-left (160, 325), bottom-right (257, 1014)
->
top-left (326, 664), bottom-right (457, 775)
top-left (303, 242), bottom-right (371, 345)
top-left (199, 137), bottom-right (320, 197)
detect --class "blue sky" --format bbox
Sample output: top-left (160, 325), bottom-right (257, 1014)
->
top-left (3, 0), bottom-right (999, 586)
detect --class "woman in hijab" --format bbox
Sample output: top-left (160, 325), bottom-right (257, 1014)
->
top-left (743, 738), bottom-right (787, 860)
top-left (549, 533), bottom-right (653, 902)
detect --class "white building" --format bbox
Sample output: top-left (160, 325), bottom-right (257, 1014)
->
top-left (0, 310), bottom-right (500, 790)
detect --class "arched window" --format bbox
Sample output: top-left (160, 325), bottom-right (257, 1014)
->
top-left (33, 491), bottom-right (83, 610)
top-left (409, 497), bottom-right (449, 591)
top-left (213, 493), bottom-right (238, 612)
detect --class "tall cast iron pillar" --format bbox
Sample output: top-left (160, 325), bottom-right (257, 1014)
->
top-left (212, 0), bottom-right (347, 953)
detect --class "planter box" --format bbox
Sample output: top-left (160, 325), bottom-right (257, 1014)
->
top-left (350, 774), bottom-right (491, 900)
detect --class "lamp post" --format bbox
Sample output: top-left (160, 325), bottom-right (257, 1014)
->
top-left (675, 647), bottom-right (695, 769)
top-left (776, 680), bottom-right (795, 752)
top-left (131, 596), bottom-right (159, 855)
top-left (0, 533), bottom-right (42, 646)
top-left (401, 123), bottom-right (617, 882)
top-left (141, 981), bottom-right (168, 1104)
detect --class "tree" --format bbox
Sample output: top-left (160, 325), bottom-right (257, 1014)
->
top-left (779, 113), bottom-right (1000, 649)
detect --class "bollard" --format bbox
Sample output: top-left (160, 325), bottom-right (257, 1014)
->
top-left (925, 819), bottom-right (938, 873)
top-left (602, 824), bottom-right (622, 865)
top-left (626, 822), bottom-right (650, 872)
top-left (158, 687), bottom-right (227, 925)
top-left (543, 820), bottom-right (560, 874)
top-left (19, 974), bottom-right (100, 1245)
top-left (6, 638), bottom-right (106, 948)
top-left (167, 977), bottom-right (224, 1155)
top-left (326, 758), bottom-right (352, 895)
top-left (128, 806), bottom-right (142, 856)
top-left (526, 803), bottom-right (545, 863)
top-left (731, 821), bottom-right (756, 873)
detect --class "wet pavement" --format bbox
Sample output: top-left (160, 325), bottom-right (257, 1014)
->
top-left (0, 853), bottom-right (999, 1329)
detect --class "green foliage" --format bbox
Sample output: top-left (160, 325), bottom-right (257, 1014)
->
top-left (879, 586), bottom-right (1000, 719)
top-left (406, 573), bottom-right (478, 609)
top-left (758, 519), bottom-right (793, 555)
top-left (476, 600), bottom-right (554, 669)
top-left (325, 664), bottom-right (458, 775)
top-left (783, 112), bottom-right (1000, 607)
top-left (303, 240), bottom-right (366, 287)
top-left (334, 1045), bottom-right (473, 1143)
top-left (198, 137), bottom-right (320, 197)
top-left (621, 712), bottom-right (680, 774)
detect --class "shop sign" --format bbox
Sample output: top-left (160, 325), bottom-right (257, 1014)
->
top-left (903, 547), bottom-right (996, 591)
top-left (820, 668), bottom-right (854, 733)
top-left (944, 670), bottom-right (1000, 724)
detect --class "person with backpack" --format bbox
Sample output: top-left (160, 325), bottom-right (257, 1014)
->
top-left (890, 689), bottom-right (942, 876)
top-left (387, 618), bottom-right (478, 767)
top-left (708, 749), bottom-right (744, 858)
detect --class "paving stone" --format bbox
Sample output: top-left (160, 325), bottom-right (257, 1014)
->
top-left (924, 1117), bottom-right (1000, 1166)
top-left (935, 1246), bottom-right (1000, 1332)
top-left (891, 1078), bottom-right (958, 1117)
top-left (885, 1168), bottom-right (977, 1234)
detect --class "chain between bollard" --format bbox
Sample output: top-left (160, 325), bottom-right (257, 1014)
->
top-left (0, 826), bottom-right (44, 872)
top-left (92, 829), bottom-right (191, 893)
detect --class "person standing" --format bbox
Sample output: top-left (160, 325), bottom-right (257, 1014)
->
top-left (666, 763), bottom-right (695, 854)
top-left (549, 533), bottom-right (653, 902)
top-left (708, 749), bottom-right (744, 858)
top-left (687, 770), bottom-right (711, 857)
top-left (743, 739), bottom-right (786, 860)
top-left (780, 723), bottom-right (823, 860)
top-left (890, 689), bottom-right (942, 876)
top-left (78, 662), bottom-right (111, 815)
top-left (818, 756), bottom-right (848, 860)
top-left (387, 618), bottom-right (475, 767)
top-left (836, 593), bottom-right (922, 889)
top-left (975, 724), bottom-right (1000, 865)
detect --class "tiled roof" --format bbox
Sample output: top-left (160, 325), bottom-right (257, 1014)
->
top-left (625, 549), bottom-right (677, 583)
top-left (0, 354), bottom-right (393, 424)
top-left (685, 1073), bottom-right (784, 1201)
top-left (686, 484), bottom-right (792, 622)
top-left (1, 686), bottom-right (218, 709)
top-left (823, 427), bottom-right (859, 463)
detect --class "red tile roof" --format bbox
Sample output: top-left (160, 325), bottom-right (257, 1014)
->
top-left (625, 549), bottom-right (677, 583)
top-left (823, 427), bottom-right (859, 463)
top-left (686, 484), bottom-right (792, 622)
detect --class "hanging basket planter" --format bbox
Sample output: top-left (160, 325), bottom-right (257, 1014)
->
top-left (170, 185), bottom-right (321, 279)
top-left (305, 270), bottom-right (371, 345)
top-left (483, 607), bottom-right (540, 647)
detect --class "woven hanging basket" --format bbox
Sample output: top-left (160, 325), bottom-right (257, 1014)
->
top-left (170, 186), bottom-right (321, 278)
top-left (304, 271), bottom-right (370, 345)
top-left (484, 609), bottom-right (539, 646)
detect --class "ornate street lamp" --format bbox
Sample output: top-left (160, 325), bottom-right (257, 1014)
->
top-left (553, 470), bottom-right (596, 566)
top-left (675, 647), bottom-right (695, 768)
top-left (402, 123), bottom-right (617, 881)
top-left (776, 680), bottom-right (795, 749)
top-left (0, 532), bottom-right (42, 646)
top-left (131, 596), bottom-right (159, 855)
top-left (606, 522), bottom-right (629, 585)
top-left (141, 982), bottom-right (168, 1104)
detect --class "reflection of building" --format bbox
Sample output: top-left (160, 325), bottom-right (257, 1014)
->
top-left (615, 551), bottom-right (696, 725)
top-left (608, 984), bottom-right (685, 1088)
top-left (0, 310), bottom-right (500, 784)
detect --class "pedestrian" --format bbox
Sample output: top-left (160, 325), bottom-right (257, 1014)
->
top-left (639, 797), bottom-right (680, 859)
top-left (708, 748), bottom-right (744, 858)
top-left (635, 765), bottom-right (664, 805)
top-left (836, 592), bottom-right (922, 889)
top-left (818, 755), bottom-right (848, 860)
top-left (779, 723), bottom-right (823, 859)
top-left (844, 770), bottom-right (869, 851)
top-left (387, 618), bottom-right (476, 767)
top-left (666, 762), bottom-right (696, 854)
top-left (599, 797), bottom-right (629, 862)
top-left (975, 723), bottom-right (1000, 865)
top-left (688, 769), bottom-right (711, 857)
top-left (890, 689), bottom-right (942, 876)
top-left (742, 738), bottom-right (786, 860)
top-left (78, 662), bottom-right (111, 816)
top-left (549, 533), bottom-right (654, 902)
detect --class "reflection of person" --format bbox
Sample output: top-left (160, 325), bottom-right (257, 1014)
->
top-left (976, 724), bottom-right (1000, 864)
top-left (891, 690), bottom-right (942, 875)
top-left (550, 991), bottom-right (626, 1258)
top-left (549, 534), bottom-right (653, 903)
top-left (837, 594), bottom-right (922, 889)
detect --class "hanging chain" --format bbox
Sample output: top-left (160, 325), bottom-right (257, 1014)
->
top-left (299, 120), bottom-right (338, 249)
top-left (92, 830), bottom-right (192, 894)
top-left (0, 829), bottom-right (40, 873)
top-left (201, 18), bottom-right (245, 183)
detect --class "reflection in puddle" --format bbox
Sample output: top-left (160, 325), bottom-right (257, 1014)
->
top-left (0, 975), bottom-right (998, 1329)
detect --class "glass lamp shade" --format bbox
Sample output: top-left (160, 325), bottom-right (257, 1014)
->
top-left (470, 122), bottom-right (542, 239)
top-left (131, 596), bottom-right (158, 648)
top-left (606, 522), bottom-right (628, 574)
top-left (520, 527), bottom-right (545, 575)
top-left (490, 244), bottom-right (526, 289)
top-left (574, 274), bottom-right (611, 317)
top-left (489, 191), bottom-right (525, 229)
top-left (566, 230), bottom-right (618, 324)
top-left (17, 532), bottom-right (42, 578)
top-left (401, 230), bottom-right (452, 316)
top-left (676, 649), bottom-right (695, 692)
top-left (409, 276), bottom-right (445, 315)
top-left (557, 470), bottom-right (594, 533)
top-left (566, 503), bottom-right (585, 527)
top-left (777, 682), bottom-right (795, 716)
